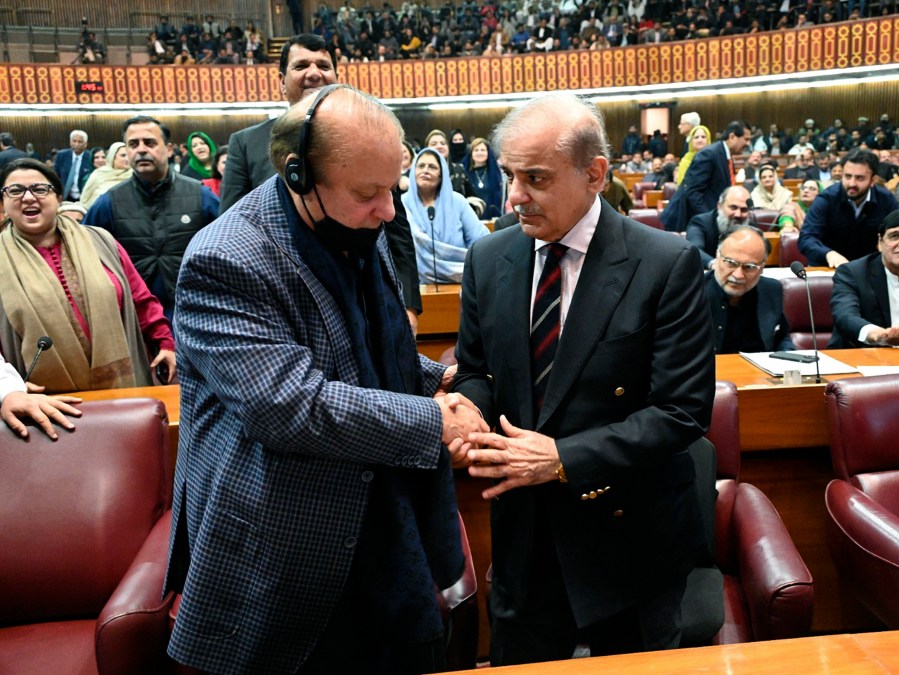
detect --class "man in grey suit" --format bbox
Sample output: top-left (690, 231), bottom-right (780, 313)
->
top-left (453, 93), bottom-right (715, 665)
top-left (830, 210), bottom-right (899, 347)
top-left (219, 34), bottom-right (335, 214)
top-left (165, 85), bottom-right (487, 673)
top-left (221, 33), bottom-right (423, 331)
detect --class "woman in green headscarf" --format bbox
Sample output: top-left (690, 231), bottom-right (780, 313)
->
top-left (675, 124), bottom-right (711, 185)
top-left (180, 131), bottom-right (217, 181)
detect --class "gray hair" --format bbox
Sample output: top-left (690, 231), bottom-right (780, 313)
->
top-left (491, 93), bottom-right (611, 171)
top-left (70, 129), bottom-right (88, 142)
top-left (680, 112), bottom-right (701, 127)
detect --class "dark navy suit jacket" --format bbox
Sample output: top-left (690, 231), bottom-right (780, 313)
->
top-left (829, 252), bottom-right (892, 348)
top-left (661, 141), bottom-right (731, 232)
top-left (54, 148), bottom-right (93, 197)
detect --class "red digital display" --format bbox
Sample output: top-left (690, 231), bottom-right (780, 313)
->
top-left (75, 81), bottom-right (104, 94)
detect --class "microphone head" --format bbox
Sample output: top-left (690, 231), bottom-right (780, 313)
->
top-left (427, 206), bottom-right (435, 221)
top-left (790, 261), bottom-right (807, 279)
top-left (37, 336), bottom-right (53, 350)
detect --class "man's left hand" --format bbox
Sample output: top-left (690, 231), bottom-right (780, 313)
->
top-left (467, 415), bottom-right (561, 499)
top-left (150, 349), bottom-right (177, 383)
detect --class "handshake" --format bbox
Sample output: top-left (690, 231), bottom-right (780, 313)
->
top-left (434, 390), bottom-right (488, 468)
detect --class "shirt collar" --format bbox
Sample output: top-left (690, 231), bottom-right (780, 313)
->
top-left (533, 195), bottom-right (602, 255)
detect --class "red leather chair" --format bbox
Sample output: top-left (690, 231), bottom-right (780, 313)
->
top-left (627, 208), bottom-right (663, 230)
top-left (682, 381), bottom-right (814, 645)
top-left (662, 181), bottom-right (678, 200)
top-left (631, 181), bottom-right (657, 208)
top-left (824, 375), bottom-right (899, 627)
top-left (0, 399), bottom-right (175, 675)
top-left (780, 275), bottom-right (834, 349)
top-left (779, 230), bottom-right (808, 267)
top-left (750, 208), bottom-right (780, 231)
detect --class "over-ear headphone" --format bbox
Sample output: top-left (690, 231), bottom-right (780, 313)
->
top-left (285, 83), bottom-right (346, 195)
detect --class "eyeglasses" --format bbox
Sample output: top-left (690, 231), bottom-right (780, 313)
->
top-left (1, 183), bottom-right (56, 199)
top-left (718, 255), bottom-right (763, 273)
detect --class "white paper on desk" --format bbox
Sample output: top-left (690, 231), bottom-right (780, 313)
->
top-left (856, 366), bottom-right (899, 377)
top-left (740, 350), bottom-right (860, 376)
top-left (762, 268), bottom-right (835, 280)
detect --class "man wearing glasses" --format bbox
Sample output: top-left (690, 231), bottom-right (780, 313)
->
top-left (706, 226), bottom-right (795, 354)
top-left (830, 210), bottom-right (899, 348)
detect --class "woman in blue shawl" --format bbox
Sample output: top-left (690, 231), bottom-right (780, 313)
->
top-left (462, 137), bottom-right (505, 220)
top-left (401, 148), bottom-right (489, 284)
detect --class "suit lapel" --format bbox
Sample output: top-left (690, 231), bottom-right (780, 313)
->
top-left (538, 205), bottom-right (639, 428)
top-left (497, 231), bottom-right (538, 428)
top-left (868, 255), bottom-right (892, 326)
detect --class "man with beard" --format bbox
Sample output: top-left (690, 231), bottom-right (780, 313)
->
top-left (686, 186), bottom-right (751, 269)
top-left (799, 148), bottom-right (899, 267)
top-left (705, 226), bottom-right (795, 354)
top-left (164, 85), bottom-right (487, 673)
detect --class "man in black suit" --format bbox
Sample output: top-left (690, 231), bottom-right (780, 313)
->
top-left (706, 226), bottom-right (795, 353)
top-left (453, 93), bottom-right (715, 666)
top-left (661, 120), bottom-right (750, 232)
top-left (685, 185), bottom-right (751, 269)
top-left (219, 34), bottom-right (337, 214)
top-left (829, 211), bottom-right (899, 347)
top-left (0, 132), bottom-right (28, 168)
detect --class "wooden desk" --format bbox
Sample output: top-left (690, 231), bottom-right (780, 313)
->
top-left (459, 631), bottom-right (899, 673)
top-left (417, 283), bottom-right (462, 361)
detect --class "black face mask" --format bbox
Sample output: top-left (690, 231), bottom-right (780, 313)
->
top-left (300, 186), bottom-right (381, 256)
top-left (449, 141), bottom-right (467, 162)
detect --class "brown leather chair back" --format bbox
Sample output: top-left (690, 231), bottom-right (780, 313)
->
top-left (780, 275), bottom-right (833, 349)
top-left (825, 375), bottom-right (899, 513)
top-left (0, 398), bottom-right (172, 623)
top-left (779, 230), bottom-right (808, 267)
top-left (627, 208), bottom-right (663, 230)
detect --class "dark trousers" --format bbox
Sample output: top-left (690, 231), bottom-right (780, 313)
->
top-left (490, 516), bottom-right (687, 666)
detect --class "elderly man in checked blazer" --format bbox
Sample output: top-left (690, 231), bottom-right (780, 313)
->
top-left (164, 84), bottom-right (487, 674)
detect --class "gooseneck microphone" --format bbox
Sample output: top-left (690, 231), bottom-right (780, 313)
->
top-left (427, 205), bottom-right (439, 292)
top-left (790, 262), bottom-right (822, 384)
top-left (24, 336), bottom-right (53, 383)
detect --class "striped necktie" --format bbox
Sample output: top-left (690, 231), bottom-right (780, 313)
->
top-left (531, 243), bottom-right (568, 414)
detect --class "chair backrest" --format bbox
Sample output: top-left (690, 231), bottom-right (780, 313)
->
top-left (627, 208), bottom-right (663, 230)
top-left (662, 181), bottom-right (678, 200)
top-left (780, 275), bottom-right (834, 349)
top-left (632, 181), bottom-right (656, 201)
top-left (706, 380), bottom-right (740, 567)
top-left (0, 398), bottom-right (171, 624)
top-left (825, 375), bottom-right (899, 513)
top-left (750, 209), bottom-right (780, 232)
top-left (779, 230), bottom-right (808, 267)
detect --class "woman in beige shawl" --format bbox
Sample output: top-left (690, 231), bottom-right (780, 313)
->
top-left (79, 141), bottom-right (132, 209)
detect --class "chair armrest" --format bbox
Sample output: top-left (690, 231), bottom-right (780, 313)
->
top-left (95, 510), bottom-right (175, 675)
top-left (825, 479), bottom-right (899, 627)
top-left (733, 483), bottom-right (814, 641)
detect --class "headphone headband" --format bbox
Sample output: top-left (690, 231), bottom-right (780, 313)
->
top-left (286, 83), bottom-right (348, 195)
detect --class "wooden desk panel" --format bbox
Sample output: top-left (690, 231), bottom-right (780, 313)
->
top-left (460, 631), bottom-right (899, 674)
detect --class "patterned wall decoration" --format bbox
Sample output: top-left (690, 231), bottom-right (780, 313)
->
top-left (0, 18), bottom-right (898, 106)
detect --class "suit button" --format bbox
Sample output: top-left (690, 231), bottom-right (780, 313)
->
top-left (605, 486), bottom-right (611, 492)
top-left (589, 491), bottom-right (597, 499)
top-left (595, 488), bottom-right (605, 495)
top-left (361, 471), bottom-right (374, 482)
top-left (613, 509), bottom-right (624, 517)
top-left (614, 387), bottom-right (625, 396)
top-left (581, 494), bottom-right (590, 501)
top-left (344, 536), bottom-right (357, 548)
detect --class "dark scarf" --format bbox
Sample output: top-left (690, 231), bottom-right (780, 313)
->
top-left (277, 179), bottom-right (462, 643)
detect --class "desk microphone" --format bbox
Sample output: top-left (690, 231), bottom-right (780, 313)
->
top-left (790, 261), bottom-right (822, 384)
top-left (427, 206), bottom-right (439, 292)
top-left (24, 336), bottom-right (53, 383)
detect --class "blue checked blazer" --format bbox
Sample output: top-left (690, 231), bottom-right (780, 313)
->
top-left (164, 176), bottom-right (449, 673)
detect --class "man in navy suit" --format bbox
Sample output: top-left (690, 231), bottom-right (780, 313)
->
top-left (705, 226), bottom-right (795, 353)
top-left (54, 129), bottom-right (93, 201)
top-left (453, 93), bottom-right (715, 665)
top-left (661, 120), bottom-right (751, 232)
top-left (165, 85), bottom-right (487, 673)
top-left (686, 186), bottom-right (751, 269)
top-left (830, 210), bottom-right (899, 347)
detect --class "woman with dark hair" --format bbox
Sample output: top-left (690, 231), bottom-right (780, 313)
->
top-left (0, 158), bottom-right (175, 392)
top-left (401, 148), bottom-right (489, 284)
top-left (180, 131), bottom-right (217, 181)
top-left (201, 145), bottom-right (228, 198)
top-left (89, 146), bottom-right (107, 169)
top-left (462, 137), bottom-right (504, 219)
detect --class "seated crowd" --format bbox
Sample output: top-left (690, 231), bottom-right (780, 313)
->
top-left (145, 14), bottom-right (268, 65)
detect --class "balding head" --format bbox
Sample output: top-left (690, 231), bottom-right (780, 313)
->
top-left (270, 85), bottom-right (404, 188)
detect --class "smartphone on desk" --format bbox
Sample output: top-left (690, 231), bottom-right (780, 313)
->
top-left (770, 351), bottom-right (818, 364)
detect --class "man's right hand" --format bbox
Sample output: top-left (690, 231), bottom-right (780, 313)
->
top-left (436, 393), bottom-right (488, 467)
top-left (866, 326), bottom-right (899, 346)
top-left (825, 250), bottom-right (849, 268)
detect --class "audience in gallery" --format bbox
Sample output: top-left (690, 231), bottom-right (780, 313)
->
top-left (401, 147), bottom-right (490, 284)
top-left (0, 158), bottom-right (175, 394)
